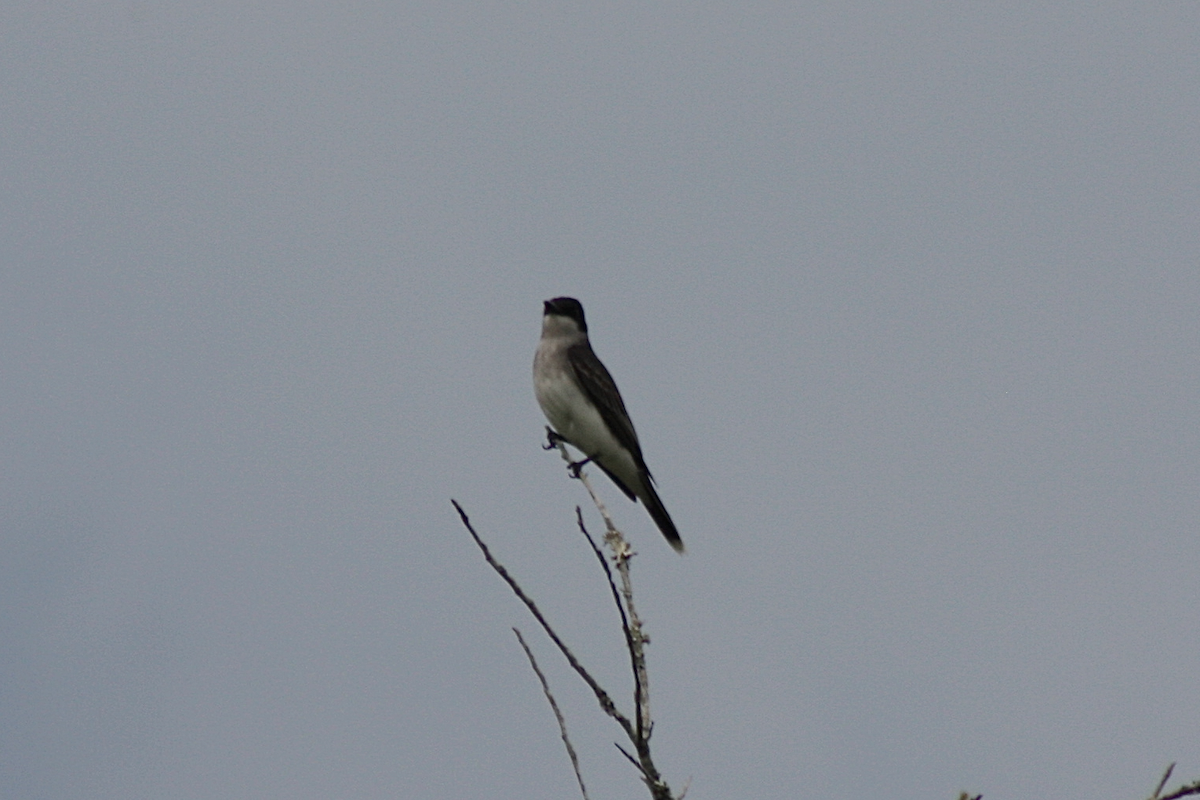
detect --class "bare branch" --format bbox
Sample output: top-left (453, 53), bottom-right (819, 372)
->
top-left (615, 741), bottom-right (649, 777)
top-left (575, 506), bottom-right (645, 741)
top-left (457, 428), bottom-right (678, 799)
top-left (1160, 779), bottom-right (1200, 800)
top-left (1160, 781), bottom-right (1200, 800)
top-left (513, 627), bottom-right (589, 800)
top-left (1147, 763), bottom-right (1200, 800)
top-left (543, 433), bottom-right (674, 800)
top-left (451, 499), bottom-right (635, 742)
top-left (608, 530), bottom-right (654, 742)
top-left (1154, 765), bottom-right (1177, 800)
top-left (550, 434), bottom-right (655, 741)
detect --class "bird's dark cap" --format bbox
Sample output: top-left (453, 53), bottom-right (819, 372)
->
top-left (543, 297), bottom-right (587, 332)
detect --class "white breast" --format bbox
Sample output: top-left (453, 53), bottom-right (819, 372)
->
top-left (534, 343), bottom-right (639, 486)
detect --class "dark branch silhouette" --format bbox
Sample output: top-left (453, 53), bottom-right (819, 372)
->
top-left (451, 428), bottom-right (681, 799)
top-left (1150, 763), bottom-right (1200, 800)
top-left (574, 506), bottom-right (644, 742)
top-left (451, 499), bottom-right (630, 737)
top-left (513, 627), bottom-right (589, 800)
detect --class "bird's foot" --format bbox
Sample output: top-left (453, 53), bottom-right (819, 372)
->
top-left (568, 457), bottom-right (593, 479)
top-left (543, 428), bottom-right (566, 451)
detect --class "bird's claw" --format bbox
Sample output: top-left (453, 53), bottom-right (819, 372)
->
top-left (542, 427), bottom-right (590, 479)
top-left (543, 428), bottom-right (565, 451)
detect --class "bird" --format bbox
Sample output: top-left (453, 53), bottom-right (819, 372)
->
top-left (533, 297), bottom-right (684, 553)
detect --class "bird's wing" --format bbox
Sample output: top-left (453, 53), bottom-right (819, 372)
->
top-left (566, 342), bottom-right (647, 468)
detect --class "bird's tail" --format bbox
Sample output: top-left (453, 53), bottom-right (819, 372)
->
top-left (639, 480), bottom-right (685, 554)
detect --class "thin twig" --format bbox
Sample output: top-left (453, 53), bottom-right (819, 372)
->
top-left (1154, 765), bottom-right (1177, 800)
top-left (1149, 763), bottom-right (1200, 800)
top-left (1161, 779), bottom-right (1200, 800)
top-left (513, 627), bottom-right (589, 800)
top-left (608, 531), bottom-right (653, 742)
top-left (616, 741), bottom-right (673, 800)
top-left (551, 434), bottom-right (653, 741)
top-left (451, 499), bottom-right (635, 742)
top-left (575, 506), bottom-right (645, 741)
top-left (615, 742), bottom-right (649, 777)
top-left (543, 432), bottom-right (673, 800)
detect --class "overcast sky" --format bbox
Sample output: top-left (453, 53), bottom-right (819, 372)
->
top-left (3, 3), bottom-right (1198, 799)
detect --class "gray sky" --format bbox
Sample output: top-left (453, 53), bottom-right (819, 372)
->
top-left (3, 3), bottom-right (1198, 798)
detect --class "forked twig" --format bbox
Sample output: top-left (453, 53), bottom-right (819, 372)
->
top-left (546, 432), bottom-right (674, 800)
top-left (1161, 781), bottom-right (1200, 800)
top-left (451, 499), bottom-right (635, 742)
top-left (452, 427), bottom-right (679, 800)
top-left (575, 506), bottom-right (645, 739)
top-left (1151, 762), bottom-right (1200, 800)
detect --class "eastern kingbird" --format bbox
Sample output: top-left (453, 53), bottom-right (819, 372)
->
top-left (533, 297), bottom-right (684, 553)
